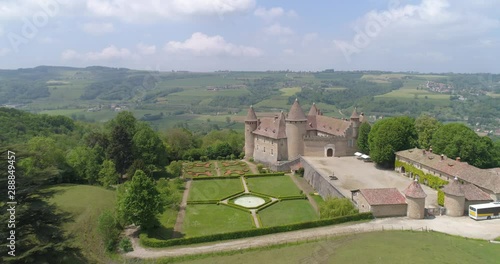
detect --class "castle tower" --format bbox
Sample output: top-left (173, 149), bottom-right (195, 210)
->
top-left (350, 107), bottom-right (360, 138)
top-left (286, 99), bottom-right (307, 159)
top-left (443, 177), bottom-right (465, 217)
top-left (308, 102), bottom-right (319, 116)
top-left (244, 105), bottom-right (258, 159)
top-left (403, 179), bottom-right (427, 219)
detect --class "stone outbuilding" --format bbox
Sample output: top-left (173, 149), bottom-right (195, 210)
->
top-left (443, 178), bottom-right (465, 217)
top-left (403, 180), bottom-right (427, 219)
top-left (353, 188), bottom-right (407, 217)
top-left (462, 183), bottom-right (493, 214)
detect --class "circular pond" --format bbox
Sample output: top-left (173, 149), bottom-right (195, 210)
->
top-left (234, 195), bottom-right (266, 208)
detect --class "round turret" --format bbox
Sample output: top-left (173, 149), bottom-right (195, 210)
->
top-left (443, 177), bottom-right (465, 217)
top-left (244, 106), bottom-right (258, 159)
top-left (286, 99), bottom-right (307, 159)
top-left (404, 179), bottom-right (427, 219)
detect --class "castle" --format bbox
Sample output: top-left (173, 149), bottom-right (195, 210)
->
top-left (245, 99), bottom-right (363, 165)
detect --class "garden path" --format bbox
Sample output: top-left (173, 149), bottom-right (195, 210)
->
top-left (241, 159), bottom-right (259, 174)
top-left (250, 209), bottom-right (261, 228)
top-left (214, 161), bottom-right (222, 176)
top-left (172, 179), bottom-right (192, 238)
top-left (241, 176), bottom-right (250, 193)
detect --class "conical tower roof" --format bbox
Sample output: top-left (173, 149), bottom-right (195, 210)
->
top-left (308, 103), bottom-right (319, 116)
top-left (442, 177), bottom-right (464, 197)
top-left (287, 98), bottom-right (307, 121)
top-left (403, 179), bottom-right (427, 198)
top-left (245, 105), bottom-right (257, 121)
top-left (350, 107), bottom-right (360, 119)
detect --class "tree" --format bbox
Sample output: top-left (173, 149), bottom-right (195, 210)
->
top-left (117, 170), bottom-right (163, 230)
top-left (97, 210), bottom-right (121, 252)
top-left (164, 128), bottom-right (199, 161)
top-left (414, 114), bottom-right (441, 149)
top-left (107, 125), bottom-right (134, 174)
top-left (98, 160), bottom-right (119, 188)
top-left (431, 123), bottom-right (497, 168)
top-left (368, 116), bottom-right (417, 166)
top-left (132, 123), bottom-right (168, 168)
top-left (319, 198), bottom-right (358, 219)
top-left (167, 161), bottom-right (183, 178)
top-left (67, 146), bottom-right (101, 184)
top-left (357, 122), bottom-right (371, 154)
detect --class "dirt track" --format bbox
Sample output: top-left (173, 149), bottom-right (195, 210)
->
top-left (125, 216), bottom-right (500, 259)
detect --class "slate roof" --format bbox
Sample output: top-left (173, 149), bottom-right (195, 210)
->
top-left (307, 115), bottom-right (352, 136)
top-left (403, 180), bottom-right (427, 198)
top-left (359, 188), bottom-right (407, 205)
top-left (252, 111), bottom-right (287, 139)
top-left (308, 103), bottom-right (319, 116)
top-left (396, 148), bottom-right (500, 194)
top-left (245, 105), bottom-right (257, 121)
top-left (350, 107), bottom-right (360, 119)
top-left (286, 99), bottom-right (307, 121)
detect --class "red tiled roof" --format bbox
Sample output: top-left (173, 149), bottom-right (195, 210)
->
top-left (462, 183), bottom-right (493, 201)
top-left (359, 188), bottom-right (407, 205)
top-left (403, 180), bottom-right (427, 198)
top-left (396, 148), bottom-right (500, 194)
top-left (287, 99), bottom-right (307, 121)
top-left (252, 112), bottom-right (287, 139)
top-left (307, 115), bottom-right (352, 136)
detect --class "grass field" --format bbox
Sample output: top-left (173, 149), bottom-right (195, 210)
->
top-left (44, 184), bottom-right (116, 263)
top-left (258, 200), bottom-right (318, 227)
top-left (246, 176), bottom-right (302, 197)
top-left (188, 179), bottom-right (244, 201)
top-left (169, 231), bottom-right (500, 264)
top-left (183, 204), bottom-right (254, 237)
top-left (279, 87), bottom-right (301, 96)
top-left (310, 193), bottom-right (325, 206)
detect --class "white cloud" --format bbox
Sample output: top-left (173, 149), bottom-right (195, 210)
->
top-left (82, 22), bottom-right (114, 35)
top-left (283, 48), bottom-right (294, 55)
top-left (264, 23), bottom-right (294, 36)
top-left (0, 48), bottom-right (10, 56)
top-left (254, 6), bottom-right (296, 21)
top-left (165, 32), bottom-right (261, 57)
top-left (62, 45), bottom-right (132, 60)
top-left (137, 42), bottom-right (156, 55)
top-left (86, 0), bottom-right (256, 22)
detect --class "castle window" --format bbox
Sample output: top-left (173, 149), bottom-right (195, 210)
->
top-left (348, 139), bottom-right (353, 147)
top-left (271, 149), bottom-right (274, 155)
top-left (263, 147), bottom-right (266, 153)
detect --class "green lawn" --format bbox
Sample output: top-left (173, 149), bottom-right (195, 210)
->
top-left (188, 179), bottom-right (244, 201)
top-left (258, 200), bottom-right (318, 227)
top-left (44, 184), bottom-right (116, 263)
top-left (246, 176), bottom-right (302, 197)
top-left (169, 231), bottom-right (500, 264)
top-left (311, 193), bottom-right (325, 206)
top-left (279, 87), bottom-right (301, 96)
top-left (183, 204), bottom-right (254, 237)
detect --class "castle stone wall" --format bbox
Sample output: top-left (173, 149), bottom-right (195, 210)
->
top-left (302, 157), bottom-right (344, 199)
top-left (445, 194), bottom-right (465, 216)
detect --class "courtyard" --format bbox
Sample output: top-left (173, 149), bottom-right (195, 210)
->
top-left (303, 156), bottom-right (439, 208)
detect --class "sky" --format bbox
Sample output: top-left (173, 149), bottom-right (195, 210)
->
top-left (0, 0), bottom-right (499, 73)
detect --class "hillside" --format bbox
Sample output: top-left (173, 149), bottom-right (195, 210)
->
top-left (1, 66), bottom-right (499, 135)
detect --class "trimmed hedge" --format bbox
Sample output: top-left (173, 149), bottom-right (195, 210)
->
top-left (278, 195), bottom-right (307, 201)
top-left (244, 172), bottom-right (285, 177)
top-left (219, 202), bottom-right (252, 213)
top-left (246, 190), bottom-right (275, 199)
top-left (219, 191), bottom-right (245, 202)
top-left (255, 200), bottom-right (279, 212)
top-left (187, 200), bottom-right (219, 205)
top-left (140, 212), bottom-right (373, 248)
top-left (193, 175), bottom-right (242, 180)
top-left (227, 195), bottom-right (272, 209)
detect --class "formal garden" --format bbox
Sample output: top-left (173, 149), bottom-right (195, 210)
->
top-left (182, 160), bottom-right (250, 178)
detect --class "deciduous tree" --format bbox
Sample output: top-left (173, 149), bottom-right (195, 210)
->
top-left (357, 122), bottom-right (371, 154)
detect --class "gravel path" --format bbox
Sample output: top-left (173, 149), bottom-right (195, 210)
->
top-left (171, 179), bottom-right (192, 238)
top-left (288, 174), bottom-right (320, 214)
top-left (125, 216), bottom-right (500, 259)
top-left (241, 159), bottom-right (259, 174)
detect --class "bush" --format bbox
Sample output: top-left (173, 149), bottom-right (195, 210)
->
top-left (257, 164), bottom-right (264, 173)
top-left (97, 210), bottom-right (121, 252)
top-left (249, 157), bottom-right (254, 162)
top-left (437, 190), bottom-right (445, 206)
top-left (140, 213), bottom-right (373, 248)
top-left (320, 197), bottom-right (358, 219)
top-left (244, 172), bottom-right (285, 177)
top-left (119, 238), bottom-right (133, 252)
top-left (296, 167), bottom-right (305, 177)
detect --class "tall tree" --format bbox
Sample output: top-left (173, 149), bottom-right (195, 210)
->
top-left (368, 116), bottom-right (417, 166)
top-left (414, 114), bottom-right (441, 149)
top-left (357, 122), bottom-right (371, 154)
top-left (107, 125), bottom-right (134, 174)
top-left (132, 123), bottom-right (168, 169)
top-left (117, 170), bottom-right (163, 230)
top-left (66, 146), bottom-right (101, 184)
top-left (431, 123), bottom-right (496, 168)
top-left (164, 128), bottom-right (199, 160)
top-left (98, 160), bottom-right (119, 188)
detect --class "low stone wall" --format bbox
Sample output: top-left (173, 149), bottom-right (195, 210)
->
top-left (302, 157), bottom-right (344, 199)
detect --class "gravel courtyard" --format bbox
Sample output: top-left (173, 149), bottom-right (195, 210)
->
top-left (303, 156), bottom-right (439, 208)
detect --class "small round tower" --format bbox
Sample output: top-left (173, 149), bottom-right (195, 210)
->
top-left (244, 106), bottom-right (258, 159)
top-left (442, 177), bottom-right (465, 217)
top-left (285, 98), bottom-right (307, 159)
top-left (403, 179), bottom-right (427, 219)
top-left (350, 107), bottom-right (360, 138)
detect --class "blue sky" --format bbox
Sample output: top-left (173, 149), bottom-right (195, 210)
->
top-left (0, 0), bottom-right (499, 72)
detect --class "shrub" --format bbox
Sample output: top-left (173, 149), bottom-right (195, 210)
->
top-left (320, 197), bottom-right (358, 219)
top-left (245, 172), bottom-right (285, 177)
top-left (296, 167), bottom-right (305, 177)
top-left (97, 210), bottom-right (121, 252)
top-left (140, 213), bottom-right (373, 248)
top-left (119, 238), bottom-right (133, 252)
top-left (257, 164), bottom-right (264, 173)
top-left (437, 190), bottom-right (445, 206)
top-left (249, 157), bottom-right (254, 162)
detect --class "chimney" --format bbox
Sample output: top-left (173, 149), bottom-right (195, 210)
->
top-left (440, 154), bottom-right (444, 161)
top-left (456, 157), bottom-right (461, 162)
